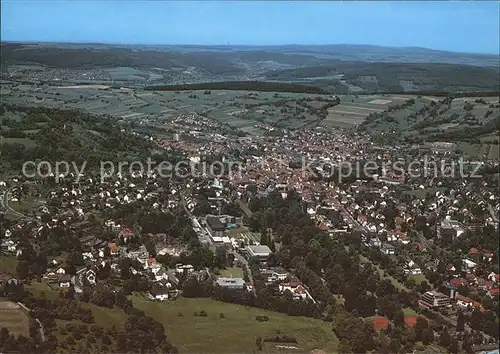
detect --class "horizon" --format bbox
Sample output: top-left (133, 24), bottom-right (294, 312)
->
top-left (2, 40), bottom-right (499, 57)
top-left (1, 1), bottom-right (500, 55)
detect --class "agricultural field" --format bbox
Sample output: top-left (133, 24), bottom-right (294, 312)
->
top-left (2, 78), bottom-right (498, 146)
top-left (321, 94), bottom-right (411, 128)
top-left (0, 301), bottom-right (30, 337)
top-left (360, 95), bottom-right (500, 150)
top-left (131, 296), bottom-right (338, 353)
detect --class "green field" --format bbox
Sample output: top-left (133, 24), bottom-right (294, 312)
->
top-left (219, 267), bottom-right (244, 278)
top-left (131, 296), bottom-right (338, 353)
top-left (26, 281), bottom-right (60, 301)
top-left (408, 274), bottom-right (428, 285)
top-left (0, 301), bottom-right (30, 337)
top-left (359, 255), bottom-right (409, 292)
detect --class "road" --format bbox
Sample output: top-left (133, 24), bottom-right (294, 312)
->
top-left (0, 186), bottom-right (25, 218)
top-left (428, 308), bottom-right (496, 344)
top-left (334, 201), bottom-right (370, 234)
top-left (35, 318), bottom-right (46, 342)
top-left (236, 199), bottom-right (252, 218)
top-left (231, 250), bottom-right (256, 295)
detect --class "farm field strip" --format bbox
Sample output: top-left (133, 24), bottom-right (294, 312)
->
top-left (0, 301), bottom-right (30, 337)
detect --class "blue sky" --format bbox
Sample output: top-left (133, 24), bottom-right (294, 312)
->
top-left (1, 1), bottom-right (499, 54)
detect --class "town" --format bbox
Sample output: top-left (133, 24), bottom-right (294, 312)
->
top-left (1, 1), bottom-right (499, 351)
top-left (1, 101), bottom-right (499, 353)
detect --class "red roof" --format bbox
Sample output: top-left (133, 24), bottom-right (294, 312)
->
top-left (456, 294), bottom-right (473, 303)
top-left (416, 243), bottom-right (426, 251)
top-left (490, 288), bottom-right (500, 296)
top-left (469, 248), bottom-right (480, 255)
top-left (108, 242), bottom-right (118, 251)
top-left (449, 278), bottom-right (468, 287)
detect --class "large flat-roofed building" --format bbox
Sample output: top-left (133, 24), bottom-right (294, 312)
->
top-left (206, 216), bottom-right (226, 237)
top-left (439, 219), bottom-right (465, 239)
top-left (419, 290), bottom-right (450, 309)
top-left (216, 277), bottom-right (245, 290)
top-left (245, 245), bottom-right (272, 261)
top-left (205, 216), bottom-right (231, 246)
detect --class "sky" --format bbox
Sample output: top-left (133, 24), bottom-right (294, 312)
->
top-left (1, 1), bottom-right (499, 55)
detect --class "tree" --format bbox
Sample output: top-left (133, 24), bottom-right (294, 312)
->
top-left (456, 312), bottom-right (465, 332)
top-left (421, 328), bottom-right (434, 345)
top-left (255, 336), bottom-right (262, 351)
top-left (415, 316), bottom-right (429, 341)
top-left (439, 328), bottom-right (452, 348)
top-left (449, 339), bottom-right (459, 354)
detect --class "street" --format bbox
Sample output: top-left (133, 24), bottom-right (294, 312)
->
top-left (230, 250), bottom-right (256, 295)
top-left (0, 186), bottom-right (25, 218)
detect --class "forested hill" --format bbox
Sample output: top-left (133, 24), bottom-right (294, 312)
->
top-left (263, 62), bottom-right (500, 93)
top-left (0, 104), bottom-right (154, 172)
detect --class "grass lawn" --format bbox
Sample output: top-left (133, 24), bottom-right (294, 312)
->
top-left (25, 281), bottom-right (59, 301)
top-left (0, 255), bottom-right (18, 275)
top-left (408, 274), bottom-right (428, 285)
top-left (81, 303), bottom-right (127, 328)
top-left (9, 196), bottom-right (43, 214)
top-left (219, 267), bottom-right (244, 278)
top-left (131, 296), bottom-right (338, 353)
top-left (0, 301), bottom-right (30, 337)
top-left (403, 307), bottom-right (417, 316)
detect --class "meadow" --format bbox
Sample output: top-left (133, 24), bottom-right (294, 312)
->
top-left (131, 296), bottom-right (338, 353)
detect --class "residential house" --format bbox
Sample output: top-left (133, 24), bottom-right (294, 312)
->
top-left (154, 267), bottom-right (169, 282)
top-left (148, 285), bottom-right (170, 301)
top-left (175, 263), bottom-right (194, 275)
top-left (108, 242), bottom-right (120, 256)
top-left (56, 266), bottom-right (66, 275)
top-left (272, 267), bottom-right (288, 281)
top-left (380, 243), bottom-right (395, 255)
top-left (0, 273), bottom-right (19, 286)
top-left (487, 288), bottom-right (500, 298)
top-left (76, 267), bottom-right (97, 286)
top-left (119, 228), bottom-right (134, 243)
top-left (279, 281), bottom-right (315, 302)
top-left (370, 237), bottom-right (382, 248)
top-left (455, 294), bottom-right (483, 311)
top-left (58, 274), bottom-right (72, 288)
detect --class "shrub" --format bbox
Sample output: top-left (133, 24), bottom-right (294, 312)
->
top-left (255, 315), bottom-right (270, 322)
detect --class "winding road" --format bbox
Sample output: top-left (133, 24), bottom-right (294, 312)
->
top-left (0, 186), bottom-right (26, 218)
